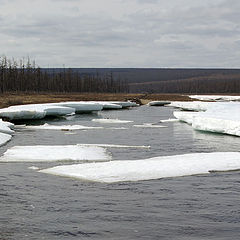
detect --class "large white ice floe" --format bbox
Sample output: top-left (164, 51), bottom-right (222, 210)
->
top-left (20, 123), bottom-right (103, 131)
top-left (0, 104), bottom-right (75, 120)
top-left (53, 102), bottom-right (103, 113)
top-left (39, 152), bottom-right (240, 183)
top-left (92, 118), bottom-right (133, 124)
top-left (0, 145), bottom-right (111, 162)
top-left (172, 102), bottom-right (240, 136)
top-left (0, 132), bottom-right (12, 146)
top-left (189, 95), bottom-right (240, 102)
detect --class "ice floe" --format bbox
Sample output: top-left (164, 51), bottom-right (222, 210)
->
top-left (54, 102), bottom-right (103, 113)
top-left (148, 101), bottom-right (171, 106)
top-left (110, 101), bottom-right (138, 108)
top-left (0, 119), bottom-right (15, 134)
top-left (92, 118), bottom-right (133, 124)
top-left (77, 143), bottom-right (150, 149)
top-left (172, 102), bottom-right (240, 136)
top-left (93, 102), bottom-right (122, 110)
top-left (39, 152), bottom-right (240, 183)
top-left (0, 104), bottom-right (75, 120)
top-left (189, 95), bottom-right (240, 102)
top-left (21, 123), bottom-right (103, 131)
top-left (169, 101), bottom-right (210, 111)
top-left (0, 132), bottom-right (12, 146)
top-left (133, 123), bottom-right (167, 128)
top-left (159, 118), bottom-right (179, 123)
top-left (0, 145), bottom-right (111, 162)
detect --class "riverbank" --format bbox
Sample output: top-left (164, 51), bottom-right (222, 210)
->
top-left (0, 93), bottom-right (194, 108)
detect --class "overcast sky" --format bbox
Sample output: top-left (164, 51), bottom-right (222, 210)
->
top-left (0, 0), bottom-right (239, 68)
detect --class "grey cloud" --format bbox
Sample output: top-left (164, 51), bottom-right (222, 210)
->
top-left (0, 0), bottom-right (239, 67)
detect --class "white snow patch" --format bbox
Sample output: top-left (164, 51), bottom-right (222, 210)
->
top-left (0, 145), bottom-right (111, 162)
top-left (92, 119), bottom-right (133, 124)
top-left (39, 152), bottom-right (240, 183)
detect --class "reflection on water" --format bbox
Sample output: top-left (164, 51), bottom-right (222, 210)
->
top-left (0, 105), bottom-right (240, 239)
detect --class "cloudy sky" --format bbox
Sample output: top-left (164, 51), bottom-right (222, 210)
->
top-left (0, 0), bottom-right (239, 67)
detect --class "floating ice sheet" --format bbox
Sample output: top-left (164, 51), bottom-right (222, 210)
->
top-left (0, 145), bottom-right (111, 162)
top-left (133, 123), bottom-right (167, 128)
top-left (39, 152), bottom-right (240, 183)
top-left (54, 102), bottom-right (103, 113)
top-left (21, 123), bottom-right (103, 131)
top-left (92, 119), bottom-right (133, 124)
top-left (159, 118), bottom-right (179, 123)
top-left (77, 143), bottom-right (150, 149)
top-left (148, 101), bottom-right (171, 106)
top-left (172, 102), bottom-right (240, 136)
top-left (169, 101), bottom-right (210, 111)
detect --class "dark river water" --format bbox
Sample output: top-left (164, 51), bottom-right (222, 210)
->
top-left (0, 105), bottom-right (240, 240)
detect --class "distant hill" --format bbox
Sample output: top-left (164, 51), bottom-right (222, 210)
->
top-left (44, 68), bottom-right (240, 93)
top-left (44, 68), bottom-right (240, 84)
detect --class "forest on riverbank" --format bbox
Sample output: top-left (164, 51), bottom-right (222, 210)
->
top-left (0, 56), bottom-right (129, 93)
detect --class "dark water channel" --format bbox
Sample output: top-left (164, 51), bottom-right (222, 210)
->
top-left (0, 106), bottom-right (240, 239)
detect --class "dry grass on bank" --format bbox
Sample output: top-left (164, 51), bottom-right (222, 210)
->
top-left (0, 92), bottom-right (194, 108)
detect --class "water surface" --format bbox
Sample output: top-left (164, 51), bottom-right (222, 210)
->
top-left (0, 106), bottom-right (239, 239)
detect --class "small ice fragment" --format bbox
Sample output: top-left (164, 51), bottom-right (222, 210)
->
top-left (133, 123), bottom-right (167, 128)
top-left (92, 119), bottom-right (133, 124)
top-left (23, 123), bottom-right (103, 131)
top-left (159, 118), bottom-right (179, 123)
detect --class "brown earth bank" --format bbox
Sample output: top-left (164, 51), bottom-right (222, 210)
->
top-left (0, 92), bottom-right (238, 108)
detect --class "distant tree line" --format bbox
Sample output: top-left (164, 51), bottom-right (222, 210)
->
top-left (0, 56), bottom-right (129, 93)
top-left (130, 74), bottom-right (240, 93)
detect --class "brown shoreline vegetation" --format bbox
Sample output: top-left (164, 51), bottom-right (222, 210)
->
top-left (0, 92), bottom-right (196, 108)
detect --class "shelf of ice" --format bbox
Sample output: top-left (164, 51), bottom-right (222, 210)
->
top-left (0, 101), bottom-right (138, 121)
top-left (0, 145), bottom-right (111, 162)
top-left (0, 104), bottom-right (75, 120)
top-left (189, 95), bottom-right (240, 102)
top-left (39, 152), bottom-right (240, 183)
top-left (171, 102), bottom-right (240, 136)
